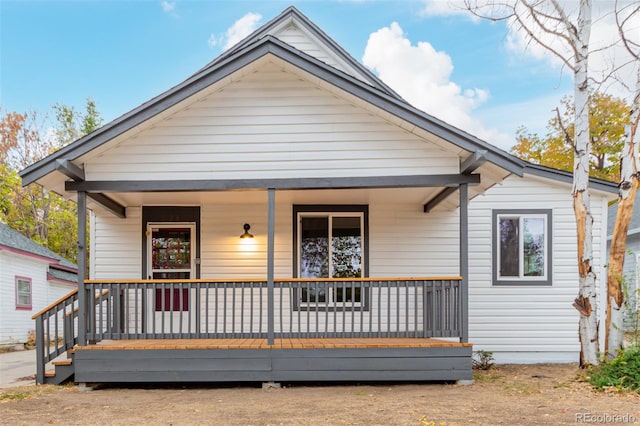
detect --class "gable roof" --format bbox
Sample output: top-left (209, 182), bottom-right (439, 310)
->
top-left (18, 5), bottom-right (617, 202)
top-left (196, 6), bottom-right (401, 99)
top-left (20, 23), bottom-right (524, 187)
top-left (0, 223), bottom-right (78, 276)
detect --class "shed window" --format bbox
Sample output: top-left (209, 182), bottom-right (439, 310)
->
top-left (15, 276), bottom-right (32, 310)
top-left (493, 210), bottom-right (552, 286)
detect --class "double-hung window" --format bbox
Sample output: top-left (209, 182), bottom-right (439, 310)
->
top-left (15, 276), bottom-right (32, 310)
top-left (493, 209), bottom-right (552, 285)
top-left (294, 205), bottom-right (368, 310)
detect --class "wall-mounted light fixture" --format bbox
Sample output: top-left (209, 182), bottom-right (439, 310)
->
top-left (240, 223), bottom-right (254, 239)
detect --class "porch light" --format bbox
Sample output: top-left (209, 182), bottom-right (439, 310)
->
top-left (240, 223), bottom-right (254, 239)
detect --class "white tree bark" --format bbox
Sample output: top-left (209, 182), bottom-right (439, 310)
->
top-left (608, 57), bottom-right (640, 357)
top-left (568, 0), bottom-right (599, 366)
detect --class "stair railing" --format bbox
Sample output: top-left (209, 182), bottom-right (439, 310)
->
top-left (31, 290), bottom-right (79, 384)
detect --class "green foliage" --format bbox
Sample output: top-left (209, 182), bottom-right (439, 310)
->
top-left (0, 98), bottom-right (102, 262)
top-left (511, 93), bottom-right (629, 182)
top-left (587, 345), bottom-right (640, 392)
top-left (472, 350), bottom-right (495, 370)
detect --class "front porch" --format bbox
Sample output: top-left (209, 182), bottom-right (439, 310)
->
top-left (33, 277), bottom-right (472, 384)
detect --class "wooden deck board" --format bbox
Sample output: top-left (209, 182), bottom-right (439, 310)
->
top-left (76, 338), bottom-right (471, 351)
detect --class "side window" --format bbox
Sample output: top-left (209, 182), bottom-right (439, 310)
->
top-left (492, 210), bottom-right (552, 285)
top-left (15, 276), bottom-right (32, 310)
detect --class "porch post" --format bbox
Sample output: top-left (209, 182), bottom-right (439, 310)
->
top-left (459, 183), bottom-right (469, 343)
top-left (267, 188), bottom-right (275, 345)
top-left (77, 190), bottom-right (87, 346)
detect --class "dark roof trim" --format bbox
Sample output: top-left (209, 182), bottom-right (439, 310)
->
top-left (524, 163), bottom-right (618, 194)
top-left (20, 35), bottom-right (524, 186)
top-left (197, 6), bottom-right (401, 99)
top-left (65, 174), bottom-right (481, 193)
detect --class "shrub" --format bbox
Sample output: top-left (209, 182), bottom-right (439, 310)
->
top-left (472, 350), bottom-right (495, 370)
top-left (587, 345), bottom-right (640, 392)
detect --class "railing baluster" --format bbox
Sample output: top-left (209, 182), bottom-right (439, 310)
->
top-left (404, 280), bottom-right (409, 338)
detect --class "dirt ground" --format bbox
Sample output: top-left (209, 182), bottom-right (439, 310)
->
top-left (1, 364), bottom-right (639, 426)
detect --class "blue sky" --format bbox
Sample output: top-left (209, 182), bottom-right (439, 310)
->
top-left (1, 0), bottom-right (620, 150)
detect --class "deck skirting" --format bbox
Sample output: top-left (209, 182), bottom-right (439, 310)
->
top-left (72, 339), bottom-right (473, 383)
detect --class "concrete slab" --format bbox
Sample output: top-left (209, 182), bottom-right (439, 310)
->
top-left (0, 349), bottom-right (36, 388)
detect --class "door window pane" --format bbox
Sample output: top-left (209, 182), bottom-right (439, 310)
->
top-left (151, 228), bottom-right (191, 270)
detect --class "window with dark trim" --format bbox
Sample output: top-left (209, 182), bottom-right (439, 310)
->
top-left (492, 209), bottom-right (552, 286)
top-left (15, 276), bottom-right (32, 310)
top-left (293, 205), bottom-right (369, 311)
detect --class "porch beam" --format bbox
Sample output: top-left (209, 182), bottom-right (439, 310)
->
top-left (55, 159), bottom-right (126, 218)
top-left (64, 174), bottom-right (481, 193)
top-left (56, 159), bottom-right (85, 181)
top-left (423, 151), bottom-right (487, 213)
top-left (87, 193), bottom-right (126, 219)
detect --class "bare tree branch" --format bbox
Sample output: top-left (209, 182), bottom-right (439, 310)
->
top-left (555, 106), bottom-right (576, 152)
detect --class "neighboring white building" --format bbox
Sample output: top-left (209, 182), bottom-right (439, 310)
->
top-left (0, 223), bottom-right (77, 345)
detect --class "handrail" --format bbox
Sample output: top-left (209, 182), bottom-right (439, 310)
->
top-left (32, 289), bottom-right (79, 384)
top-left (83, 276), bottom-right (463, 284)
top-left (83, 278), bottom-right (463, 341)
top-left (32, 289), bottom-right (78, 320)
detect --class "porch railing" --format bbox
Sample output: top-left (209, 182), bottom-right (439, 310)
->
top-left (31, 289), bottom-right (79, 384)
top-left (82, 277), bottom-right (462, 342)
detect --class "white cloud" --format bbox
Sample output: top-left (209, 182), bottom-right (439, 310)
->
top-left (208, 34), bottom-right (218, 49)
top-left (223, 12), bottom-right (262, 51)
top-left (161, 1), bottom-right (176, 13)
top-left (419, 0), bottom-right (480, 20)
top-left (362, 22), bottom-right (512, 149)
top-left (420, 0), bottom-right (638, 102)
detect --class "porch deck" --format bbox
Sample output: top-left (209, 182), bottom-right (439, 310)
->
top-left (79, 337), bottom-right (471, 350)
top-left (71, 337), bottom-right (472, 384)
top-left (36, 277), bottom-right (472, 384)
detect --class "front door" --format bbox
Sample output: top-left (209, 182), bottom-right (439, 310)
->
top-left (147, 223), bottom-right (196, 332)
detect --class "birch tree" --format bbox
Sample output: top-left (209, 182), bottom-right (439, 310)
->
top-left (605, 1), bottom-right (640, 358)
top-left (462, 0), bottom-right (598, 365)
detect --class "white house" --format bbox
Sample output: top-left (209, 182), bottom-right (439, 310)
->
top-left (0, 223), bottom-right (77, 346)
top-left (19, 6), bottom-right (616, 384)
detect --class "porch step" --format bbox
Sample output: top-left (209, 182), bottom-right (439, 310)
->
top-left (45, 357), bottom-right (75, 385)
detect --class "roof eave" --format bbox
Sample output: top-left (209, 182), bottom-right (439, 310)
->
top-left (524, 163), bottom-right (618, 193)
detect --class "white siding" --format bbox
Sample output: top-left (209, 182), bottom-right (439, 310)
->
top-left (370, 204), bottom-right (459, 277)
top-left (92, 199), bottom-right (460, 280)
top-left (272, 22), bottom-right (371, 84)
top-left (200, 202), bottom-right (292, 279)
top-left (95, 199), bottom-right (459, 336)
top-left (85, 62), bottom-right (457, 181)
top-left (91, 207), bottom-right (142, 280)
top-left (0, 251), bottom-right (74, 344)
top-left (468, 174), bottom-right (608, 363)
